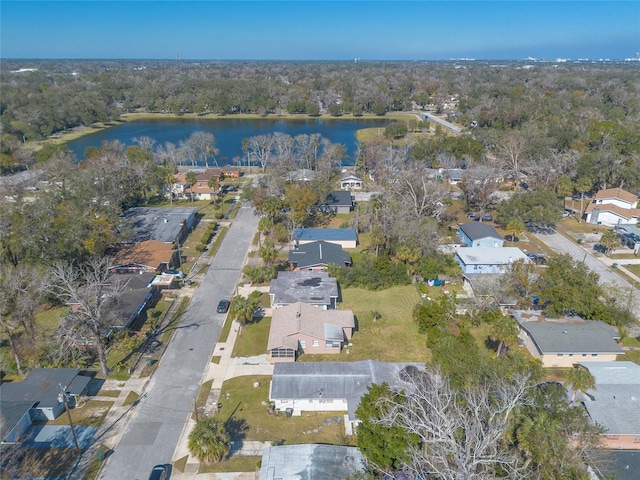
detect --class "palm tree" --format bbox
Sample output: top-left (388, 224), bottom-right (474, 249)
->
top-left (490, 314), bottom-right (519, 357)
top-left (566, 365), bottom-right (596, 402)
top-left (506, 218), bottom-right (525, 245)
top-left (229, 295), bottom-right (259, 325)
top-left (185, 171), bottom-right (198, 203)
top-left (575, 177), bottom-right (592, 223)
top-left (599, 229), bottom-right (620, 256)
top-left (188, 417), bottom-right (230, 464)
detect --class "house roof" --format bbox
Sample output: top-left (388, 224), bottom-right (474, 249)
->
top-left (259, 444), bottom-right (365, 480)
top-left (579, 362), bottom-right (640, 436)
top-left (320, 190), bottom-right (353, 207)
top-left (455, 247), bottom-right (529, 265)
top-left (584, 202), bottom-right (640, 220)
top-left (285, 169), bottom-right (316, 182)
top-left (594, 450), bottom-right (640, 480)
top-left (269, 271), bottom-right (338, 307)
top-left (108, 272), bottom-right (156, 328)
top-left (288, 241), bottom-right (352, 270)
top-left (121, 207), bottom-right (197, 243)
top-left (458, 222), bottom-right (503, 241)
top-left (593, 187), bottom-right (638, 204)
top-left (270, 360), bottom-right (425, 420)
top-left (111, 240), bottom-right (175, 270)
top-left (0, 400), bottom-right (35, 442)
top-left (293, 228), bottom-right (358, 243)
top-left (0, 368), bottom-right (91, 412)
top-left (511, 310), bottom-right (624, 355)
top-left (340, 171), bottom-right (362, 181)
top-left (267, 302), bottom-right (355, 350)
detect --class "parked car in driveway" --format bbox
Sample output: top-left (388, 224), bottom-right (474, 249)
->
top-left (593, 243), bottom-right (608, 254)
top-left (526, 252), bottom-right (547, 265)
top-left (161, 269), bottom-right (185, 279)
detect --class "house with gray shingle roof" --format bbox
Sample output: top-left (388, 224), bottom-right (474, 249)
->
top-left (288, 241), bottom-right (352, 271)
top-left (121, 207), bottom-right (197, 244)
top-left (455, 247), bottom-right (529, 274)
top-left (511, 310), bottom-right (624, 367)
top-left (267, 302), bottom-right (355, 362)
top-left (578, 361), bottom-right (640, 450)
top-left (269, 360), bottom-right (424, 434)
top-left (269, 271), bottom-right (338, 309)
top-left (318, 191), bottom-right (354, 214)
top-left (458, 222), bottom-right (503, 248)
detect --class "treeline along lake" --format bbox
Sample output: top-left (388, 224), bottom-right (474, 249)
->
top-left (67, 117), bottom-right (391, 165)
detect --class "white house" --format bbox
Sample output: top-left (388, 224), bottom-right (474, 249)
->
top-left (584, 187), bottom-right (639, 226)
top-left (454, 247), bottom-right (529, 274)
top-left (339, 171), bottom-right (363, 190)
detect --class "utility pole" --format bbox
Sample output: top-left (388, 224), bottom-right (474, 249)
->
top-left (193, 396), bottom-right (200, 422)
top-left (59, 384), bottom-right (81, 453)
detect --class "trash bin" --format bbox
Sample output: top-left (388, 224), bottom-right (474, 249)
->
top-left (612, 263), bottom-right (618, 269)
top-left (285, 408), bottom-right (293, 418)
top-left (146, 358), bottom-right (154, 366)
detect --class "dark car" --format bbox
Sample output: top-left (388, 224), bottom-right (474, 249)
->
top-left (593, 243), bottom-right (608, 253)
top-left (149, 464), bottom-right (169, 480)
top-left (526, 253), bottom-right (547, 265)
top-left (217, 299), bottom-right (230, 314)
top-left (481, 214), bottom-right (493, 222)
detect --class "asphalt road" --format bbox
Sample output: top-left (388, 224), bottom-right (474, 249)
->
top-left (100, 201), bottom-right (259, 480)
top-left (536, 230), bottom-right (634, 292)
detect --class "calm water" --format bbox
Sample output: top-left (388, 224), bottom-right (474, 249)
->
top-left (67, 117), bottom-right (390, 165)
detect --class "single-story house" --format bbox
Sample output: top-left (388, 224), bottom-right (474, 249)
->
top-left (444, 168), bottom-right (463, 185)
top-left (267, 302), bottom-right (355, 362)
top-left (288, 241), bottom-right (352, 271)
top-left (260, 444), bottom-right (365, 480)
top-left (317, 191), bottom-right (354, 214)
top-left (585, 187), bottom-right (639, 226)
top-left (285, 169), bottom-right (316, 182)
top-left (269, 271), bottom-right (338, 309)
top-left (454, 247), bottom-right (529, 274)
top-left (121, 207), bottom-right (197, 244)
top-left (511, 310), bottom-right (624, 367)
top-left (269, 360), bottom-right (424, 433)
top-left (109, 240), bottom-right (179, 274)
top-left (0, 368), bottom-right (92, 443)
top-left (339, 171), bottom-right (363, 190)
top-left (578, 362), bottom-right (640, 450)
top-left (458, 222), bottom-right (504, 248)
top-left (221, 166), bottom-right (241, 178)
top-left (292, 228), bottom-right (358, 249)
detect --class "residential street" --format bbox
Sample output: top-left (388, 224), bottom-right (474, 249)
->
top-left (97, 201), bottom-right (260, 480)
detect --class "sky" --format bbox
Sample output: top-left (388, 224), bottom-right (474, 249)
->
top-left (1, 1), bottom-right (639, 61)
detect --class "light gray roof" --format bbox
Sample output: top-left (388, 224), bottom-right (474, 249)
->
top-left (455, 247), bottom-right (529, 265)
top-left (293, 228), bottom-right (358, 242)
top-left (579, 362), bottom-right (640, 435)
top-left (269, 271), bottom-right (338, 307)
top-left (270, 360), bottom-right (425, 420)
top-left (121, 207), bottom-right (197, 243)
top-left (511, 310), bottom-right (624, 355)
top-left (260, 444), bottom-right (365, 480)
top-left (458, 222), bottom-right (503, 241)
top-left (288, 241), bottom-right (352, 269)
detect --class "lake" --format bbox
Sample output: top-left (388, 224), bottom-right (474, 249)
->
top-left (67, 117), bottom-right (391, 165)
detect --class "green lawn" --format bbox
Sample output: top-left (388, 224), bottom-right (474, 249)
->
top-left (49, 400), bottom-right (114, 428)
top-left (214, 375), bottom-right (351, 445)
top-left (232, 317), bottom-right (271, 358)
top-left (302, 285), bottom-right (427, 363)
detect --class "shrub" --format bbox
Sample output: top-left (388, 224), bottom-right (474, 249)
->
top-left (195, 244), bottom-right (206, 252)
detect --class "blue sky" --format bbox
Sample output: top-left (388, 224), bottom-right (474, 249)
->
top-left (1, 1), bottom-right (638, 60)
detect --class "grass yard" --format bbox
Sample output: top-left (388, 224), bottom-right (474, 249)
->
top-left (49, 400), bottom-right (114, 428)
top-left (6, 447), bottom-right (81, 479)
top-left (214, 375), bottom-right (351, 445)
top-left (199, 456), bottom-right (261, 474)
top-left (623, 263), bottom-right (640, 277)
top-left (232, 317), bottom-right (271, 358)
top-left (302, 285), bottom-right (427, 363)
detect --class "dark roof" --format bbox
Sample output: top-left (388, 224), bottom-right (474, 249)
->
top-left (293, 228), bottom-right (358, 243)
top-left (320, 191), bottom-right (353, 207)
top-left (108, 273), bottom-right (156, 328)
top-left (0, 400), bottom-right (35, 441)
top-left (458, 222), bottom-right (502, 241)
top-left (593, 450), bottom-right (640, 480)
top-left (511, 310), bottom-right (624, 355)
top-left (288, 241), bottom-right (351, 269)
top-left (269, 271), bottom-right (338, 306)
top-left (0, 368), bottom-right (91, 411)
top-left (121, 207), bottom-right (197, 243)
top-left (271, 360), bottom-right (424, 420)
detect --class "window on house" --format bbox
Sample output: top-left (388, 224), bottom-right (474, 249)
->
top-left (312, 340), bottom-right (319, 347)
top-left (582, 354), bottom-right (587, 357)
top-left (557, 354), bottom-right (564, 357)
top-left (300, 340), bottom-right (306, 348)
top-left (591, 354), bottom-right (598, 357)
top-left (568, 354), bottom-right (574, 357)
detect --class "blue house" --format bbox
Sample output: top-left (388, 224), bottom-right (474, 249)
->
top-left (455, 247), bottom-right (529, 274)
top-left (457, 222), bottom-right (503, 248)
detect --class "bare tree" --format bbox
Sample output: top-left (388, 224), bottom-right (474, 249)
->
top-left (247, 134), bottom-right (276, 172)
top-left (498, 132), bottom-right (527, 188)
top-left (376, 367), bottom-right (531, 480)
top-left (388, 161), bottom-right (450, 219)
top-left (46, 258), bottom-right (129, 376)
top-left (187, 131), bottom-right (218, 167)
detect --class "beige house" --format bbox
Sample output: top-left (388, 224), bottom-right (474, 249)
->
top-left (584, 187), bottom-right (639, 226)
top-left (267, 302), bottom-right (354, 362)
top-left (512, 310), bottom-right (623, 368)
